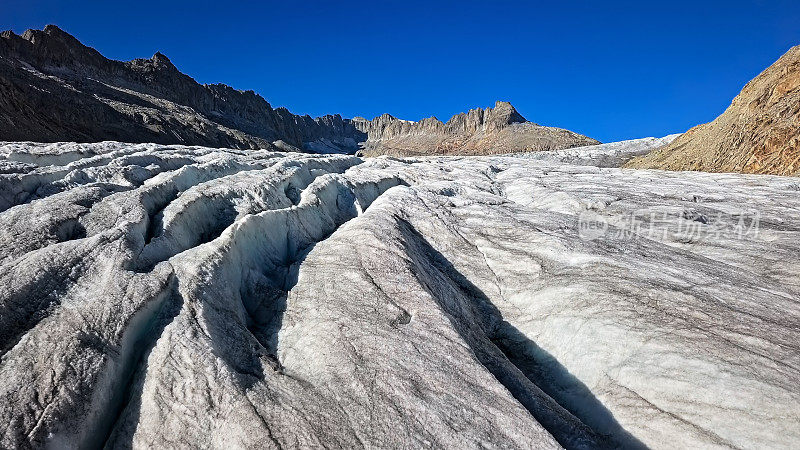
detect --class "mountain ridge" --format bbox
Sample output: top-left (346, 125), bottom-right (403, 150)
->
top-left (353, 101), bottom-right (598, 156)
top-left (0, 25), bottom-right (365, 151)
top-left (0, 25), bottom-right (598, 155)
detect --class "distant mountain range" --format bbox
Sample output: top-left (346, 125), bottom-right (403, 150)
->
top-left (0, 25), bottom-right (598, 155)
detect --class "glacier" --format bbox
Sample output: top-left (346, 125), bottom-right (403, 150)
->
top-left (0, 138), bottom-right (798, 449)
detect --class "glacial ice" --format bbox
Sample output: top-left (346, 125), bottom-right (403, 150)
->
top-left (0, 138), bottom-right (797, 449)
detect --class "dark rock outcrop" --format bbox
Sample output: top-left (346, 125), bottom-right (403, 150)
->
top-left (0, 25), bottom-right (364, 151)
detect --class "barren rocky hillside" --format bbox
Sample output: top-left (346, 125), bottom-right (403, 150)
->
top-left (0, 26), bottom-right (367, 152)
top-left (625, 45), bottom-right (800, 175)
top-left (354, 101), bottom-right (599, 157)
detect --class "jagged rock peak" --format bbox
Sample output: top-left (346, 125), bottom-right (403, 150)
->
top-left (22, 24), bottom-right (84, 47)
top-left (489, 100), bottom-right (527, 124)
top-left (360, 101), bottom-right (525, 128)
top-left (353, 101), bottom-right (531, 141)
top-left (43, 24), bottom-right (71, 37)
top-left (150, 51), bottom-right (174, 68)
top-left (443, 101), bottom-right (529, 134)
top-left (2, 24), bottom-right (107, 69)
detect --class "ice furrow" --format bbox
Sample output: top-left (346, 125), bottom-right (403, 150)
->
top-left (0, 141), bottom-right (149, 167)
top-left (0, 157), bottom-right (270, 349)
top-left (271, 186), bottom-right (566, 448)
top-left (0, 147), bottom-right (201, 212)
top-left (0, 142), bottom-right (286, 214)
top-left (135, 155), bottom-right (361, 271)
top-left (0, 152), bottom-right (335, 355)
top-left (0, 184), bottom-right (124, 266)
top-left (394, 216), bottom-right (609, 449)
top-left (82, 273), bottom-right (181, 450)
top-left (0, 261), bottom-right (177, 448)
top-left (82, 154), bottom-right (271, 246)
top-left (100, 169), bottom-right (406, 446)
top-left (206, 171), bottom-right (406, 364)
top-left (491, 328), bottom-right (648, 449)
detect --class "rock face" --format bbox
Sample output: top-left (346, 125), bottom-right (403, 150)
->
top-left (354, 101), bottom-right (599, 156)
top-left (625, 45), bottom-right (800, 175)
top-left (0, 139), bottom-right (798, 449)
top-left (0, 26), bottom-right (597, 156)
top-left (0, 25), bottom-right (366, 152)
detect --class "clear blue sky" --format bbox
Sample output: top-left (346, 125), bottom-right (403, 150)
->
top-left (4, 0), bottom-right (800, 142)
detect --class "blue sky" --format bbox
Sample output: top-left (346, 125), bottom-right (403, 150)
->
top-left (4, 0), bottom-right (800, 142)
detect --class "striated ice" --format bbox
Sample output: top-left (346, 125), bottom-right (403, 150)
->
top-left (0, 139), bottom-right (797, 449)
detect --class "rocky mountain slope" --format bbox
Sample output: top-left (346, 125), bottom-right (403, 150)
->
top-left (0, 139), bottom-right (798, 449)
top-left (0, 26), bottom-right (597, 155)
top-left (625, 45), bottom-right (800, 175)
top-left (0, 25), bottom-right (365, 151)
top-left (354, 101), bottom-right (599, 156)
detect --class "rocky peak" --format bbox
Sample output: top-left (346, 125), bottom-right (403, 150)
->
top-left (354, 101), bottom-right (530, 141)
top-left (490, 100), bottom-right (527, 125)
top-left (352, 100), bottom-right (598, 156)
top-left (150, 51), bottom-right (175, 69)
top-left (42, 24), bottom-right (75, 40)
top-left (2, 24), bottom-right (107, 70)
top-left (444, 101), bottom-right (527, 133)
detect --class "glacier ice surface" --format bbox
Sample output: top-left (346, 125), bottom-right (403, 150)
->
top-left (0, 138), bottom-right (798, 449)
